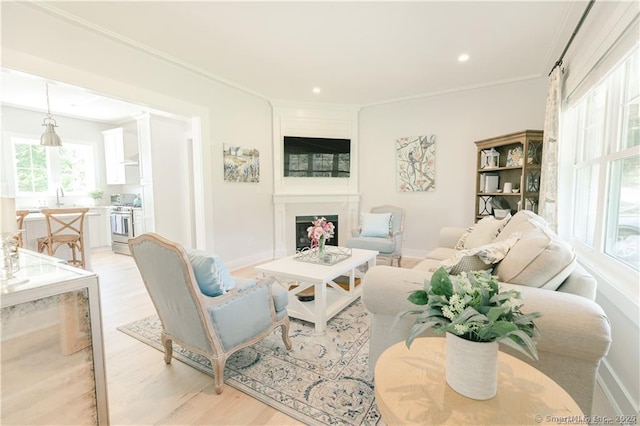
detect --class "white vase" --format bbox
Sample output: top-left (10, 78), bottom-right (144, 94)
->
top-left (445, 332), bottom-right (498, 400)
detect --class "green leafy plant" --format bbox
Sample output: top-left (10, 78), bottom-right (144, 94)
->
top-left (89, 189), bottom-right (103, 200)
top-left (400, 267), bottom-right (542, 360)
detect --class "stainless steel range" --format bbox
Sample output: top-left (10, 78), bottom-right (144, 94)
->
top-left (110, 194), bottom-right (141, 255)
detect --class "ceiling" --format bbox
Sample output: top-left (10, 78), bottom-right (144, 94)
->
top-left (1, 1), bottom-right (587, 121)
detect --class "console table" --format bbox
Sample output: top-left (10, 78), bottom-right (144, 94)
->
top-left (1, 249), bottom-right (109, 424)
top-left (374, 338), bottom-right (583, 425)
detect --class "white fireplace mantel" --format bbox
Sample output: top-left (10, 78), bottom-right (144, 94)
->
top-left (271, 103), bottom-right (361, 257)
top-left (273, 193), bottom-right (360, 204)
top-left (273, 192), bottom-right (360, 257)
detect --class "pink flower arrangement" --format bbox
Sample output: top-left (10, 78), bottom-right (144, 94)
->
top-left (307, 217), bottom-right (335, 248)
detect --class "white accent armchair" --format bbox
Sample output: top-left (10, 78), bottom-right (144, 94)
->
top-left (128, 233), bottom-right (292, 394)
top-left (346, 205), bottom-right (406, 267)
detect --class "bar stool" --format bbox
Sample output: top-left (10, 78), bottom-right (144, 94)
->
top-left (37, 208), bottom-right (89, 269)
top-left (15, 210), bottom-right (29, 247)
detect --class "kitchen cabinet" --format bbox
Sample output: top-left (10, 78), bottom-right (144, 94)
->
top-left (103, 127), bottom-right (140, 185)
top-left (133, 207), bottom-right (145, 236)
top-left (474, 130), bottom-right (544, 220)
top-left (1, 249), bottom-right (109, 424)
top-left (103, 128), bottom-right (126, 185)
top-left (88, 207), bottom-right (111, 248)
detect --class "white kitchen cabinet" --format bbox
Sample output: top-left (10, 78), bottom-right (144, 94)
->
top-left (133, 207), bottom-right (144, 236)
top-left (103, 128), bottom-right (126, 185)
top-left (103, 127), bottom-right (140, 185)
top-left (88, 207), bottom-right (111, 248)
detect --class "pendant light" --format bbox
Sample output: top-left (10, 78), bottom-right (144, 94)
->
top-left (40, 82), bottom-right (62, 147)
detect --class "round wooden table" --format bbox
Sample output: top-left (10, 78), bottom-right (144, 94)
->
top-left (374, 338), bottom-right (583, 425)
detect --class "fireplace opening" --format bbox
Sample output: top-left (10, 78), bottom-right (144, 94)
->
top-left (295, 215), bottom-right (339, 251)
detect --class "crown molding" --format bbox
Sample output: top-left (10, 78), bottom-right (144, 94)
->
top-left (25, 1), bottom-right (270, 103)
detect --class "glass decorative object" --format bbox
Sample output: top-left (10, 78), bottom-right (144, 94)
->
top-left (294, 246), bottom-right (352, 266)
top-left (1, 232), bottom-right (23, 284)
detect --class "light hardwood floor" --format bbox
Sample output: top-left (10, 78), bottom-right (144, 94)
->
top-left (92, 249), bottom-right (302, 425)
top-left (92, 249), bottom-right (615, 424)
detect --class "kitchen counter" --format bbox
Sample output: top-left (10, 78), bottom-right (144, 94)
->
top-left (20, 210), bottom-right (98, 270)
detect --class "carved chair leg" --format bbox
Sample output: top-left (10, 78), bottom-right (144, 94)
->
top-left (161, 333), bottom-right (173, 364)
top-left (397, 256), bottom-right (402, 268)
top-left (212, 356), bottom-right (227, 394)
top-left (281, 318), bottom-right (293, 350)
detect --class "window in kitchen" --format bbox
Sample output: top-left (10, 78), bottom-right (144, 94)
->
top-left (564, 45), bottom-right (640, 274)
top-left (12, 137), bottom-right (96, 195)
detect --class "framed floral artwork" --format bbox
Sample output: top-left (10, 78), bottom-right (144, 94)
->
top-left (396, 135), bottom-right (436, 192)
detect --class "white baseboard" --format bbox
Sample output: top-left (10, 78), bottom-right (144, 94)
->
top-left (598, 357), bottom-right (638, 416)
top-left (226, 249), bottom-right (273, 273)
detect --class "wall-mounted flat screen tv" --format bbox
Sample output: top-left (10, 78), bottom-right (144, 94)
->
top-left (283, 136), bottom-right (350, 177)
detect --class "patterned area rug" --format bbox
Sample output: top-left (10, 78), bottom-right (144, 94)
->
top-left (117, 300), bottom-right (383, 426)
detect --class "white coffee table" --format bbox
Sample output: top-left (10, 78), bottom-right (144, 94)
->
top-left (255, 247), bottom-right (378, 334)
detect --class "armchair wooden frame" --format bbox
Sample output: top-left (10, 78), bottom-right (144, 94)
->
top-left (129, 233), bottom-right (292, 394)
top-left (350, 204), bottom-right (406, 267)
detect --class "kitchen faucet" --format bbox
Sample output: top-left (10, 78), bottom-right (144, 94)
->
top-left (56, 187), bottom-right (65, 207)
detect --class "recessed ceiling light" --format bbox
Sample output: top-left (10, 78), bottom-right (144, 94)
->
top-left (458, 54), bottom-right (470, 62)
top-left (312, 87), bottom-right (321, 94)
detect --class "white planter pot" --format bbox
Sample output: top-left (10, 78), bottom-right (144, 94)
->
top-left (445, 332), bottom-right (498, 400)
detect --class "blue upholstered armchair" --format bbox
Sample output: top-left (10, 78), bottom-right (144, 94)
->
top-left (128, 233), bottom-right (292, 394)
top-left (345, 205), bottom-right (406, 267)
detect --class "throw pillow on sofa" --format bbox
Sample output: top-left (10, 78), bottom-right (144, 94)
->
top-left (455, 214), bottom-right (511, 249)
top-left (494, 210), bottom-right (548, 242)
top-left (440, 235), bottom-right (519, 274)
top-left (493, 225), bottom-right (577, 290)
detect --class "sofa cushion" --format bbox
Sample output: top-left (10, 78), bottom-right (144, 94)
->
top-left (360, 213), bottom-right (392, 237)
top-left (495, 210), bottom-right (548, 242)
top-left (425, 247), bottom-right (459, 261)
top-left (440, 236), bottom-right (519, 274)
top-left (187, 250), bottom-right (236, 297)
top-left (441, 254), bottom-right (491, 274)
top-left (455, 215), bottom-right (511, 249)
top-left (494, 226), bottom-right (576, 290)
top-left (413, 258), bottom-right (442, 272)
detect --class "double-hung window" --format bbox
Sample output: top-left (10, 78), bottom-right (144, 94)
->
top-left (564, 46), bottom-right (640, 281)
top-left (12, 137), bottom-right (96, 195)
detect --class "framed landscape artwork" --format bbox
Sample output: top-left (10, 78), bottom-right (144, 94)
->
top-left (223, 144), bottom-right (260, 183)
top-left (396, 135), bottom-right (436, 192)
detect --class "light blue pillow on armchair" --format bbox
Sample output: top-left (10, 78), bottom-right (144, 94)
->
top-left (187, 250), bottom-right (236, 297)
top-left (360, 213), bottom-right (392, 237)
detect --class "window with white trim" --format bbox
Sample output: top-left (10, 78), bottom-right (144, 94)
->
top-left (12, 138), bottom-right (96, 195)
top-left (564, 46), bottom-right (640, 272)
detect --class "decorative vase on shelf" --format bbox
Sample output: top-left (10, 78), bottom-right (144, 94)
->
top-left (445, 332), bottom-right (498, 400)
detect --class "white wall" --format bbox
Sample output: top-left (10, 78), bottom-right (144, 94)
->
top-left (1, 2), bottom-right (274, 263)
top-left (148, 114), bottom-right (192, 247)
top-left (358, 78), bottom-right (547, 257)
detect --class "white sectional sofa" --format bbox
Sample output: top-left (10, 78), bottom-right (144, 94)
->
top-left (362, 210), bottom-right (612, 414)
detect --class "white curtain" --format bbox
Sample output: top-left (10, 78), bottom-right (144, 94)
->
top-left (539, 67), bottom-right (562, 232)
